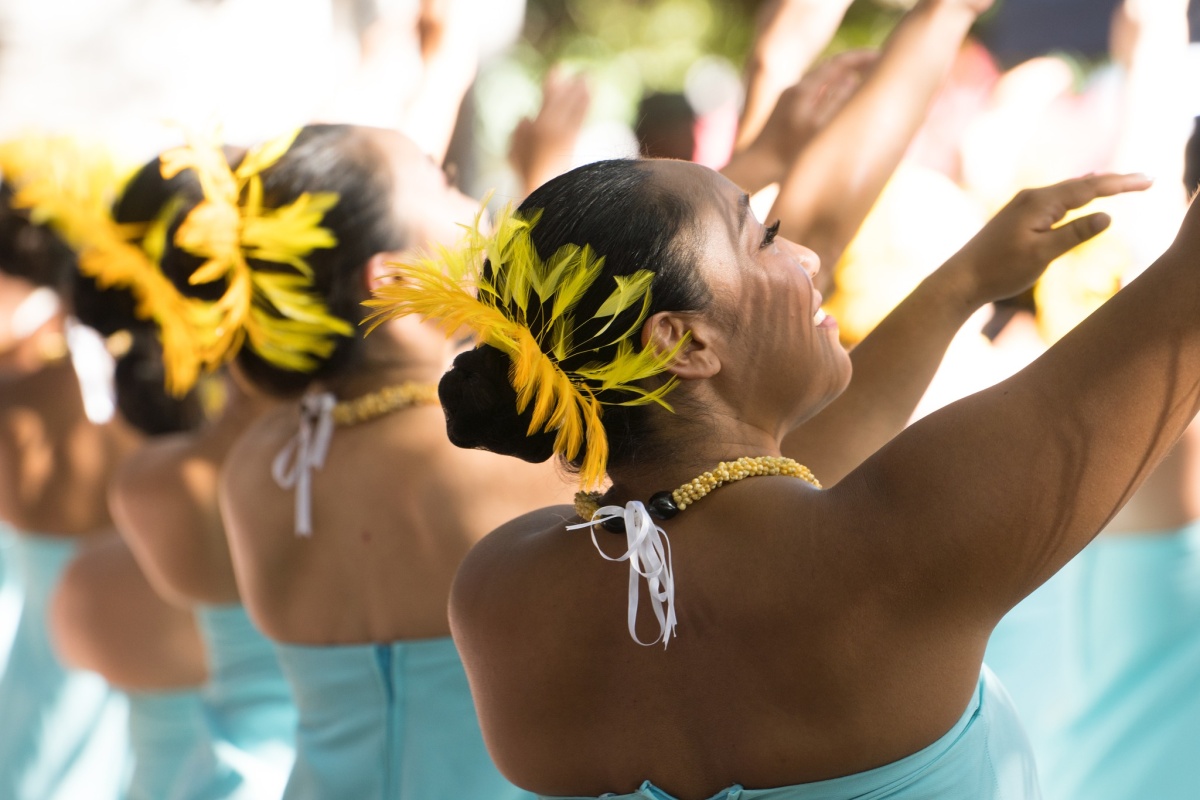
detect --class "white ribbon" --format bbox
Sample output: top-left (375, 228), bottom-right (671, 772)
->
top-left (566, 500), bottom-right (677, 649)
top-left (11, 287), bottom-right (60, 338)
top-left (271, 391), bottom-right (336, 537)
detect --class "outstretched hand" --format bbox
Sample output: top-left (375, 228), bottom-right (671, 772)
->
top-left (752, 50), bottom-right (877, 174)
top-left (949, 173), bottom-right (1153, 306)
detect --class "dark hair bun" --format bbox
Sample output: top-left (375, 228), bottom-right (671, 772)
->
top-left (114, 329), bottom-right (205, 436)
top-left (439, 344), bottom-right (557, 463)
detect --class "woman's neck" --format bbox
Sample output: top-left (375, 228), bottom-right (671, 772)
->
top-left (206, 372), bottom-right (279, 441)
top-left (317, 333), bottom-right (452, 399)
top-left (603, 406), bottom-right (784, 503)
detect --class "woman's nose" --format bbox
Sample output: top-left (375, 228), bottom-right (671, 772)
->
top-left (782, 238), bottom-right (821, 279)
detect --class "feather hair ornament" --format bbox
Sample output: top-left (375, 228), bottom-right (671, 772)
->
top-left (363, 202), bottom-right (688, 488)
top-left (160, 128), bottom-right (353, 376)
top-left (0, 135), bottom-right (213, 395)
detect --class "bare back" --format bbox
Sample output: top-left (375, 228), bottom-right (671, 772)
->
top-left (453, 475), bottom-right (985, 799)
top-left (223, 398), bottom-right (574, 644)
top-left (50, 534), bottom-right (207, 689)
top-left (112, 404), bottom-right (263, 606)
top-left (0, 360), bottom-right (138, 536)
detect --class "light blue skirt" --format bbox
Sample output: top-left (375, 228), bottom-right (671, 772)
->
top-left (0, 533), bottom-right (129, 800)
top-left (125, 688), bottom-right (208, 800)
top-left (0, 523), bottom-right (21, 672)
top-left (1040, 524), bottom-right (1200, 800)
top-left (982, 566), bottom-right (1070, 766)
top-left (275, 636), bottom-right (533, 800)
top-left (169, 603), bottom-right (296, 800)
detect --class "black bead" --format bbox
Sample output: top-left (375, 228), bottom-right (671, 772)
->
top-left (648, 491), bottom-right (679, 520)
top-left (601, 516), bottom-right (626, 534)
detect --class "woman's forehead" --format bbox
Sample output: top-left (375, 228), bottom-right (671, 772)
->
top-left (642, 160), bottom-right (744, 242)
top-left (643, 158), bottom-right (739, 201)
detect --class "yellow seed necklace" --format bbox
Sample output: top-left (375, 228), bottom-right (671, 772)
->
top-left (574, 455), bottom-right (820, 532)
top-left (331, 382), bottom-right (439, 426)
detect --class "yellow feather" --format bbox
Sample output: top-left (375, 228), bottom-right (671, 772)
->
top-left (577, 392), bottom-right (609, 489)
top-left (165, 129), bottom-right (349, 375)
top-left (364, 201), bottom-right (682, 487)
top-left (234, 129), bottom-right (300, 182)
top-left (594, 270), bottom-right (655, 320)
top-left (550, 245), bottom-right (603, 323)
top-left (0, 135), bottom-right (237, 396)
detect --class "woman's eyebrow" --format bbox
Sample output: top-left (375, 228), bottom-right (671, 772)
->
top-left (737, 193), bottom-right (751, 236)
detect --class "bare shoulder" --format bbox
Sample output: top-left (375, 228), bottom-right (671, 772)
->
top-left (218, 404), bottom-right (300, 558)
top-left (110, 433), bottom-right (205, 530)
top-left (450, 504), bottom-right (577, 637)
top-left (453, 505), bottom-right (577, 590)
top-left (220, 404), bottom-right (296, 500)
top-left (111, 427), bottom-right (240, 603)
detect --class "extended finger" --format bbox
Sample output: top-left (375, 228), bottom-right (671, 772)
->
top-left (1042, 172), bottom-right (1153, 213)
top-left (1040, 212), bottom-right (1112, 261)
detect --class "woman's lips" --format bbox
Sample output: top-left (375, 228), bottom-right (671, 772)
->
top-left (814, 308), bottom-right (838, 329)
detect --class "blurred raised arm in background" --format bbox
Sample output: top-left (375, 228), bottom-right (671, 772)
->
top-left (507, 68), bottom-right (591, 198)
top-left (769, 0), bottom-right (993, 288)
top-left (336, 0), bottom-right (478, 163)
top-left (735, 0), bottom-right (857, 150)
top-left (721, 49), bottom-right (876, 195)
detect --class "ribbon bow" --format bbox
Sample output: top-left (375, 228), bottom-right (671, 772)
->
top-left (566, 500), bottom-right (677, 648)
top-left (271, 391), bottom-right (337, 537)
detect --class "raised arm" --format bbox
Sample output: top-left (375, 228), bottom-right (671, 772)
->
top-left (785, 173), bottom-right (1150, 483)
top-left (735, 0), bottom-right (856, 150)
top-left (769, 0), bottom-right (990, 279)
top-left (508, 69), bottom-right (591, 198)
top-left (722, 50), bottom-right (875, 196)
top-left (1105, 0), bottom-right (1192, 264)
top-left (400, 0), bottom-right (479, 163)
top-left (846, 181), bottom-right (1200, 623)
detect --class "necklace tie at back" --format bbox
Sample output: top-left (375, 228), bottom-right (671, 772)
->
top-left (569, 456), bottom-right (820, 649)
top-left (272, 382), bottom-right (438, 536)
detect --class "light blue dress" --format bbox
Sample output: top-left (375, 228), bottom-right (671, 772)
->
top-left (982, 566), bottom-right (1070, 764)
top-left (274, 636), bottom-right (533, 800)
top-left (0, 522), bottom-right (21, 670)
top-left (542, 667), bottom-right (1039, 800)
top-left (0, 533), bottom-right (129, 800)
top-left (125, 688), bottom-right (209, 800)
top-left (170, 603), bottom-right (297, 800)
top-left (1040, 524), bottom-right (1200, 800)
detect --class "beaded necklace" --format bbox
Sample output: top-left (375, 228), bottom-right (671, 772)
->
top-left (272, 381), bottom-right (439, 537)
top-left (574, 455), bottom-right (820, 532)
top-left (567, 455), bottom-right (821, 648)
top-left (330, 381), bottom-right (439, 426)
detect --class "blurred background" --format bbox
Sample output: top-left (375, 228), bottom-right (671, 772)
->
top-left (2, 0), bottom-right (1198, 200)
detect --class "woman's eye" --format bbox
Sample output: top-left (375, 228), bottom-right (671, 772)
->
top-left (760, 220), bottom-right (780, 250)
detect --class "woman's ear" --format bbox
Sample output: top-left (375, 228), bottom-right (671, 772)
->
top-left (643, 311), bottom-right (720, 380)
top-left (363, 252), bottom-right (399, 294)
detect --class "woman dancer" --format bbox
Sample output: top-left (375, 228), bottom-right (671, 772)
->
top-left (182, 123), bottom-right (570, 800)
top-left (372, 159), bottom-right (1171, 799)
top-left (99, 145), bottom-right (301, 800)
top-left (48, 157), bottom-right (214, 800)
top-left (0, 169), bottom-right (134, 800)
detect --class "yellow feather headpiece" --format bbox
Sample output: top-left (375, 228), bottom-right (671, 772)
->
top-left (160, 128), bottom-right (353, 376)
top-left (0, 135), bottom-right (213, 395)
top-left (364, 202), bottom-right (687, 488)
